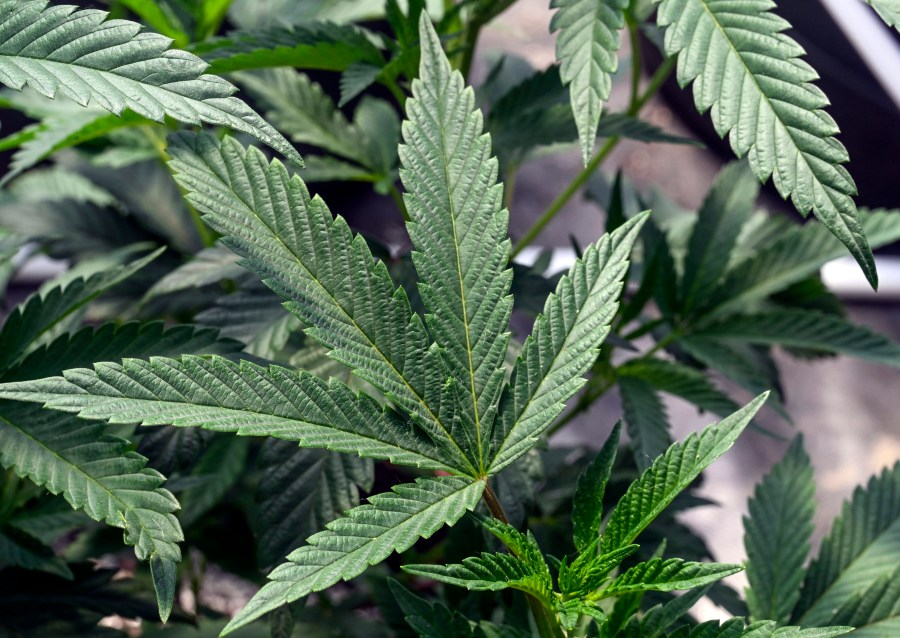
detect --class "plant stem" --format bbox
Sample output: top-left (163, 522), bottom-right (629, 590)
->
top-left (459, 17), bottom-right (483, 80)
top-left (510, 136), bottom-right (618, 259)
top-left (627, 15), bottom-right (643, 115)
top-left (509, 52), bottom-right (677, 259)
top-left (389, 184), bottom-right (411, 223)
top-left (481, 482), bottom-right (564, 638)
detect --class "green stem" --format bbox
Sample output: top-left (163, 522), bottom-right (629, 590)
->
top-left (481, 482), bottom-right (564, 638)
top-left (627, 15), bottom-right (643, 115)
top-left (389, 184), bottom-right (411, 223)
top-left (510, 53), bottom-right (676, 259)
top-left (510, 136), bottom-right (618, 259)
top-left (504, 166), bottom-right (518, 212)
top-left (380, 75), bottom-right (408, 109)
top-left (459, 18), bottom-right (483, 80)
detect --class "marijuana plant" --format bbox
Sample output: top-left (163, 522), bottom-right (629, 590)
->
top-left (0, 1), bottom-right (898, 637)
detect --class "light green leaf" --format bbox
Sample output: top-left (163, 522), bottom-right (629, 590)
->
top-left (681, 162), bottom-right (759, 316)
top-left (0, 249), bottom-right (161, 372)
top-left (0, 402), bottom-right (182, 620)
top-left (0, 355), bottom-right (457, 472)
top-left (400, 14), bottom-right (513, 470)
top-left (601, 393), bottom-right (767, 554)
top-left (223, 476), bottom-right (485, 634)
top-left (143, 244), bottom-right (243, 301)
top-left (618, 376), bottom-right (672, 472)
top-left (255, 440), bottom-right (373, 568)
top-left (594, 558), bottom-right (742, 598)
top-left (744, 436), bottom-right (815, 624)
top-left (866, 0), bottom-right (900, 30)
top-left (697, 310), bottom-right (900, 367)
top-left (489, 214), bottom-right (647, 474)
top-left (339, 62), bottom-right (381, 107)
top-left (550, 0), bottom-right (629, 164)
top-left (794, 462), bottom-right (900, 626)
top-left (657, 0), bottom-right (875, 286)
top-left (0, 1), bottom-right (300, 165)
top-left (572, 422), bottom-right (620, 552)
top-left (168, 132), bottom-right (469, 473)
top-left (192, 22), bottom-right (383, 74)
top-left (8, 166), bottom-right (117, 207)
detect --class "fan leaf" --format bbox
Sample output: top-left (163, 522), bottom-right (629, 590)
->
top-left (167, 132), bottom-right (470, 473)
top-left (794, 462), bottom-right (900, 626)
top-left (0, 401), bottom-right (181, 621)
top-left (550, 0), bottom-right (629, 164)
top-left (594, 558), bottom-right (742, 598)
top-left (0, 355), bottom-right (457, 472)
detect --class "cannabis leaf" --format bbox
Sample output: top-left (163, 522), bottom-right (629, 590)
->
top-left (656, 0), bottom-right (876, 286)
top-left (602, 393), bottom-right (767, 554)
top-left (225, 476), bottom-right (484, 633)
top-left (866, 0), bottom-right (900, 30)
top-left (550, 0), bottom-right (629, 164)
top-left (572, 422), bottom-right (620, 551)
top-left (0, 0), bottom-right (300, 165)
top-left (191, 22), bottom-right (383, 75)
top-left (743, 437), bottom-right (815, 624)
top-left (793, 462), bottom-right (900, 626)
top-left (399, 12), bottom-right (514, 471)
top-left (490, 213), bottom-right (647, 473)
top-left (595, 558), bottom-right (742, 597)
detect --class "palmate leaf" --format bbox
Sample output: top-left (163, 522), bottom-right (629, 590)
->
top-left (0, 249), bottom-right (161, 371)
top-left (490, 214), bottom-right (647, 474)
top-left (656, 0), bottom-right (876, 287)
top-left (697, 310), bottom-right (900, 367)
top-left (601, 393), bottom-right (767, 554)
top-left (793, 462), bottom-right (900, 626)
top-left (191, 22), bottom-right (383, 74)
top-left (400, 14), bottom-right (513, 470)
top-left (743, 436), bottom-right (815, 624)
top-left (0, 401), bottom-right (182, 621)
top-left (0, 355), bottom-right (455, 472)
top-left (866, 0), bottom-right (900, 30)
top-left (550, 0), bottom-right (629, 164)
top-left (256, 440), bottom-right (374, 568)
top-left (224, 476), bottom-right (485, 634)
top-left (167, 132), bottom-right (470, 472)
top-left (0, 1), bottom-right (300, 166)
top-left (593, 558), bottom-right (742, 598)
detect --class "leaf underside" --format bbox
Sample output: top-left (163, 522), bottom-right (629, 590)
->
top-left (656, 0), bottom-right (876, 286)
top-left (0, 1), bottom-right (301, 165)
